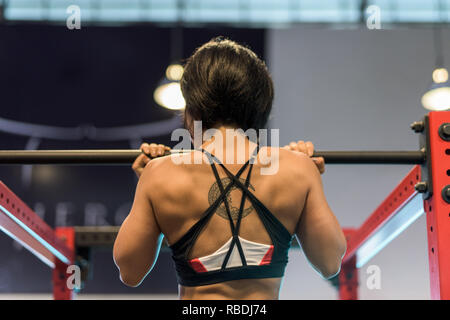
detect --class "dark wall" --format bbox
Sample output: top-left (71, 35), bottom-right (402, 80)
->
top-left (0, 24), bottom-right (265, 294)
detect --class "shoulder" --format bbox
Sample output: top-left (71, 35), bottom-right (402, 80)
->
top-left (138, 152), bottom-right (202, 196)
top-left (257, 146), bottom-right (318, 174)
top-left (139, 154), bottom-right (183, 184)
top-left (254, 147), bottom-right (320, 193)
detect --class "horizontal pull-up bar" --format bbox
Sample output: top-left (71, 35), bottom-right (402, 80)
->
top-left (0, 149), bottom-right (425, 165)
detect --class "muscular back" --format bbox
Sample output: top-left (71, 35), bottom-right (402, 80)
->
top-left (142, 146), bottom-right (342, 299)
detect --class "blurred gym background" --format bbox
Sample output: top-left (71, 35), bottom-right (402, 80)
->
top-left (0, 0), bottom-right (449, 299)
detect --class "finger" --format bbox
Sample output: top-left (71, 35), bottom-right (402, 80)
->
top-left (282, 145), bottom-right (290, 150)
top-left (314, 157), bottom-right (324, 168)
top-left (157, 144), bottom-right (166, 156)
top-left (132, 158), bottom-right (141, 171)
top-left (312, 157), bottom-right (325, 174)
top-left (140, 143), bottom-right (151, 156)
top-left (312, 161), bottom-right (323, 174)
top-left (133, 154), bottom-right (148, 169)
top-left (149, 143), bottom-right (158, 158)
top-left (312, 156), bottom-right (324, 165)
top-left (289, 142), bottom-right (297, 151)
top-left (296, 140), bottom-right (307, 155)
top-left (305, 141), bottom-right (314, 157)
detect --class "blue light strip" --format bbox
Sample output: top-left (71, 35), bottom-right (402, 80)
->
top-left (4, 0), bottom-right (449, 25)
top-left (356, 193), bottom-right (424, 268)
top-left (0, 205), bottom-right (71, 265)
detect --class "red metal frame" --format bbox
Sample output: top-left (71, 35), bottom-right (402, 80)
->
top-left (336, 164), bottom-right (422, 300)
top-left (424, 111), bottom-right (450, 300)
top-left (343, 165), bottom-right (421, 263)
top-left (53, 227), bottom-right (75, 300)
top-left (336, 165), bottom-right (422, 299)
top-left (337, 111), bottom-right (450, 300)
top-left (0, 181), bottom-right (73, 265)
top-left (338, 229), bottom-right (358, 300)
top-left (0, 180), bottom-right (74, 299)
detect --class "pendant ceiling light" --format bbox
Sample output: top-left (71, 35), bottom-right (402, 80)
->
top-left (154, 1), bottom-right (185, 110)
top-left (421, 1), bottom-right (450, 111)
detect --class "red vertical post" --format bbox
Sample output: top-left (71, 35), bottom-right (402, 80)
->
top-left (53, 227), bottom-right (75, 300)
top-left (338, 228), bottom-right (358, 300)
top-left (424, 111), bottom-right (450, 300)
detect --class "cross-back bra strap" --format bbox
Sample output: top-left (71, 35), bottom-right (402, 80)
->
top-left (203, 151), bottom-right (237, 233)
top-left (184, 178), bottom-right (241, 258)
top-left (201, 148), bottom-right (254, 178)
top-left (203, 148), bottom-right (292, 246)
top-left (213, 162), bottom-right (293, 246)
top-left (203, 151), bottom-right (249, 268)
top-left (201, 145), bottom-right (259, 269)
top-left (220, 236), bottom-right (237, 269)
top-left (235, 162), bottom-right (254, 235)
top-left (227, 163), bottom-right (254, 268)
top-left (201, 145), bottom-right (259, 234)
top-left (205, 145), bottom-right (259, 235)
top-left (202, 145), bottom-right (259, 178)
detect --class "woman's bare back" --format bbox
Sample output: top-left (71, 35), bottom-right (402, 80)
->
top-left (146, 146), bottom-right (310, 299)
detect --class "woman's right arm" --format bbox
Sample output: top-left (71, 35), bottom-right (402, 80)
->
top-left (295, 156), bottom-right (347, 279)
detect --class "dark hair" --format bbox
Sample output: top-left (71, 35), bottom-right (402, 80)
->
top-left (181, 37), bottom-right (274, 131)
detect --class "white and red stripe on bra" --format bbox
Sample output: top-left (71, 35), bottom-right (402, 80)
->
top-left (188, 236), bottom-right (274, 273)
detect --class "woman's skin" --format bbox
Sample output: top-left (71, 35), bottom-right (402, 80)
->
top-left (113, 126), bottom-right (346, 300)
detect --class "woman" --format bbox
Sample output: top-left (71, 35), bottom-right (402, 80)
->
top-left (113, 38), bottom-right (346, 300)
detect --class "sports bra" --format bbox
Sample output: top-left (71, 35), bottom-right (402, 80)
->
top-left (169, 145), bottom-right (294, 287)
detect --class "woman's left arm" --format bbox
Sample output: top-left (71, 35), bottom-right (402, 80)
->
top-left (113, 165), bottom-right (163, 287)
